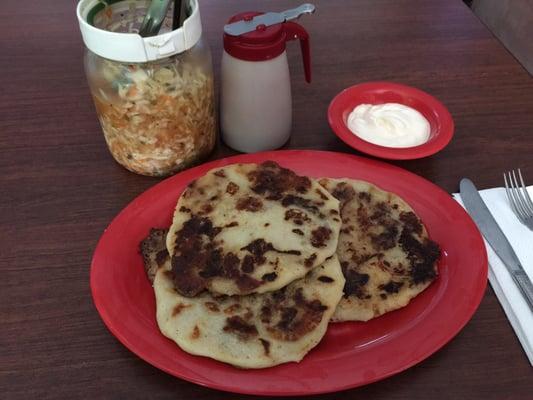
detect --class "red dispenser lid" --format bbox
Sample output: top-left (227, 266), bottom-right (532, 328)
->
top-left (223, 12), bottom-right (312, 82)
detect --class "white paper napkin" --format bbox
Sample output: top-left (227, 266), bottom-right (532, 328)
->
top-left (454, 186), bottom-right (533, 365)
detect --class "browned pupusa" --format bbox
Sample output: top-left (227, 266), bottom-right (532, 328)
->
top-left (141, 226), bottom-right (345, 369)
top-left (153, 253), bottom-right (344, 368)
top-left (166, 162), bottom-right (342, 297)
top-left (139, 228), bottom-right (169, 283)
top-left (319, 178), bottom-right (440, 322)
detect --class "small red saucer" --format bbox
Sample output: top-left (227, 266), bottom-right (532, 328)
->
top-left (328, 81), bottom-right (454, 159)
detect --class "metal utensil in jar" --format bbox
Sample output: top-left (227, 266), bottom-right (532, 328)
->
top-left (139, 0), bottom-right (173, 37)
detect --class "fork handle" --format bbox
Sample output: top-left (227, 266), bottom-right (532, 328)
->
top-left (511, 270), bottom-right (533, 312)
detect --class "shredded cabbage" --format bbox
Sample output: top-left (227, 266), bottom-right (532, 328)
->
top-left (90, 56), bottom-right (216, 176)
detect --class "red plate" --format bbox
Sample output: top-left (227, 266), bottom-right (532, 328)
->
top-left (328, 82), bottom-right (454, 159)
top-left (91, 150), bottom-right (486, 396)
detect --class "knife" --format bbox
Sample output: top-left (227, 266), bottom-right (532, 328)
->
top-left (460, 178), bottom-right (533, 311)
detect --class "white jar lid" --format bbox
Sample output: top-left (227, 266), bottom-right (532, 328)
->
top-left (77, 0), bottom-right (202, 63)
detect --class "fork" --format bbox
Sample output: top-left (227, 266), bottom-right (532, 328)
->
top-left (503, 169), bottom-right (533, 230)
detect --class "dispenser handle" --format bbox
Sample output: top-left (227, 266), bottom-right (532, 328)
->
top-left (284, 22), bottom-right (311, 83)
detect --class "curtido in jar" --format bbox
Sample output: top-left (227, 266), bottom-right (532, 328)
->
top-left (77, 0), bottom-right (216, 176)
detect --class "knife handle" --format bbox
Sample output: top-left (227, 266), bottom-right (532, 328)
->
top-left (512, 269), bottom-right (533, 312)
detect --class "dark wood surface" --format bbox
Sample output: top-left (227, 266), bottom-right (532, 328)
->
top-left (1, 0), bottom-right (532, 398)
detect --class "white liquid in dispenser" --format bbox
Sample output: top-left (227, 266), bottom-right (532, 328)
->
top-left (221, 51), bottom-right (292, 153)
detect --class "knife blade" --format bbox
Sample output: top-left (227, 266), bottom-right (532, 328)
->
top-left (460, 178), bottom-right (533, 311)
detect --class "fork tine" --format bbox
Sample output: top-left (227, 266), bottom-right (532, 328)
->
top-left (511, 170), bottom-right (531, 217)
top-left (509, 170), bottom-right (530, 219)
top-left (504, 172), bottom-right (525, 223)
top-left (517, 168), bottom-right (533, 215)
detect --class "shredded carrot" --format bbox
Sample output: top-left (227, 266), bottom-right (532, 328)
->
top-left (90, 57), bottom-right (216, 176)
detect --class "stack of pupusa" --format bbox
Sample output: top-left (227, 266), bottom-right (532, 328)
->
top-left (145, 162), bottom-right (345, 368)
top-left (140, 161), bottom-right (440, 368)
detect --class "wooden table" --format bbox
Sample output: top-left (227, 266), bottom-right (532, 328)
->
top-left (2, 0), bottom-right (532, 398)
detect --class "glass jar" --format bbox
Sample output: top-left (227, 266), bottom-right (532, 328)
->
top-left (78, 0), bottom-right (216, 176)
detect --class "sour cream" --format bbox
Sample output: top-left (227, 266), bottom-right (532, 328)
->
top-left (347, 103), bottom-right (430, 148)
